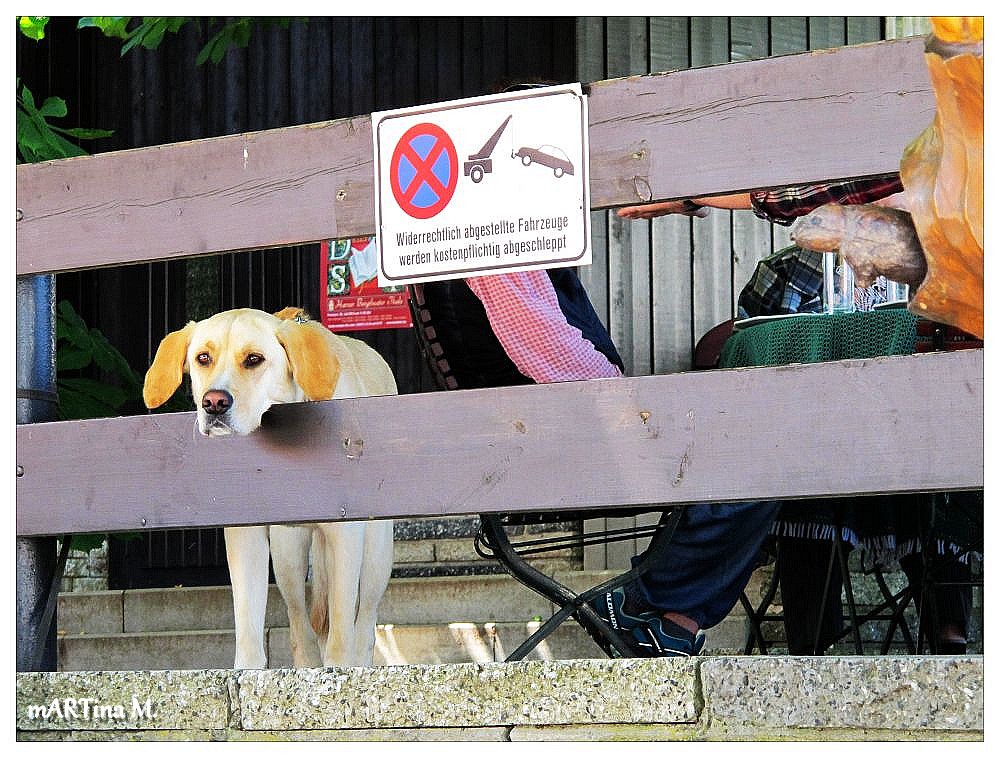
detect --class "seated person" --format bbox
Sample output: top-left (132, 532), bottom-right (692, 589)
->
top-left (611, 175), bottom-right (977, 655)
top-left (418, 267), bottom-right (780, 657)
top-left (736, 244), bottom-right (978, 654)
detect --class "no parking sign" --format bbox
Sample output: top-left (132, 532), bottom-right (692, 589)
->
top-left (389, 122), bottom-right (459, 220)
top-left (372, 84), bottom-right (591, 286)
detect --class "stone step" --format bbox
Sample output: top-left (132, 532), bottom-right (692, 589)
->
top-left (57, 568), bottom-right (976, 674)
top-left (56, 618), bottom-right (752, 672)
top-left (55, 570), bottom-right (758, 672)
top-left (57, 571), bottom-right (627, 635)
top-left (55, 622), bottom-right (596, 672)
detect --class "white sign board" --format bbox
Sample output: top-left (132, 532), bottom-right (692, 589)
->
top-left (372, 84), bottom-right (590, 286)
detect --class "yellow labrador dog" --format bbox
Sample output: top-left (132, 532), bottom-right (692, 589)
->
top-left (143, 307), bottom-right (395, 669)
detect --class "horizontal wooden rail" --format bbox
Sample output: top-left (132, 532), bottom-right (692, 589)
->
top-left (16, 349), bottom-right (982, 537)
top-left (15, 37), bottom-right (934, 277)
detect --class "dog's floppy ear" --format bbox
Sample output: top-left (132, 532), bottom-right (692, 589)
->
top-left (276, 318), bottom-right (341, 400)
top-left (143, 322), bottom-right (196, 409)
top-left (273, 306), bottom-right (308, 322)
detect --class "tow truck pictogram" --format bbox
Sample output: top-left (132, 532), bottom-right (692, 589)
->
top-left (463, 115), bottom-right (512, 184)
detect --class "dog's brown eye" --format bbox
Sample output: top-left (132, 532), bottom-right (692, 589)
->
top-left (243, 353), bottom-right (265, 369)
top-left (195, 352), bottom-right (212, 366)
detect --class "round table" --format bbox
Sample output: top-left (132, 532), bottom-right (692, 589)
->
top-left (718, 307), bottom-right (979, 567)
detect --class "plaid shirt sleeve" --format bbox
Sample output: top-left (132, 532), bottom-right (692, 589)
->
top-left (749, 173), bottom-right (905, 225)
top-left (465, 271), bottom-right (623, 383)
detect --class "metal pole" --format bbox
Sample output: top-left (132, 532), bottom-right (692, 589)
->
top-left (16, 274), bottom-right (59, 672)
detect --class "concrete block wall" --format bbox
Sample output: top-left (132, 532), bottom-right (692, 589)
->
top-left (16, 657), bottom-right (984, 741)
top-left (59, 541), bottom-right (109, 593)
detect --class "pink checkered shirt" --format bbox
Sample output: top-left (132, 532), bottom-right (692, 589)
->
top-left (465, 271), bottom-right (623, 384)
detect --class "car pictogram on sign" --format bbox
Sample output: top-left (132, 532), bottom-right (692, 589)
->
top-left (512, 144), bottom-right (574, 178)
top-left (390, 122), bottom-right (459, 219)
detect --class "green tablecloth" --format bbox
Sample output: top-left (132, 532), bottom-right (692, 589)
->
top-left (720, 308), bottom-right (919, 368)
top-left (719, 308), bottom-right (980, 566)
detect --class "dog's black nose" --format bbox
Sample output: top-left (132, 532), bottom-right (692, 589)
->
top-left (202, 389), bottom-right (233, 416)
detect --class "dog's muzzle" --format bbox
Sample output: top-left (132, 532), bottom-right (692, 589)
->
top-left (202, 389), bottom-right (233, 416)
top-left (199, 389), bottom-right (237, 436)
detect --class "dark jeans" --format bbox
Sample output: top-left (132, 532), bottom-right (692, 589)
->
top-left (779, 536), bottom-right (973, 654)
top-left (632, 501), bottom-right (781, 629)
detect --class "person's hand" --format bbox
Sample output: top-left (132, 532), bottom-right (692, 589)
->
top-left (616, 200), bottom-right (709, 220)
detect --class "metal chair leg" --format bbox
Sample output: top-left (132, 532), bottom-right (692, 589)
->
top-left (479, 507), bottom-right (688, 661)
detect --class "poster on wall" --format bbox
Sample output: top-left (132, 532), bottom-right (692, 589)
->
top-left (320, 237), bottom-right (413, 332)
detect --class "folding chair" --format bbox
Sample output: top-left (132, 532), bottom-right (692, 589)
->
top-left (409, 282), bottom-right (687, 660)
top-left (737, 521), bottom-right (918, 655)
top-left (475, 507), bottom-right (687, 660)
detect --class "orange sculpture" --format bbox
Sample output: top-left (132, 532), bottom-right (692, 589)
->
top-left (899, 16), bottom-right (984, 337)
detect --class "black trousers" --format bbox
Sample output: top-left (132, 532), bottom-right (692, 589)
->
top-left (779, 535), bottom-right (972, 654)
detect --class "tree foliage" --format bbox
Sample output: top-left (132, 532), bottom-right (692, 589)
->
top-left (75, 16), bottom-right (292, 63)
top-left (17, 15), bottom-right (279, 553)
top-left (16, 80), bottom-right (114, 163)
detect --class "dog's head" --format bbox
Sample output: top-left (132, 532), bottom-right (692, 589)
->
top-left (142, 307), bottom-right (341, 436)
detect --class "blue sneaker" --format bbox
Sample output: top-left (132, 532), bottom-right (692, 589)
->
top-left (631, 616), bottom-right (706, 658)
top-left (590, 584), bottom-right (705, 658)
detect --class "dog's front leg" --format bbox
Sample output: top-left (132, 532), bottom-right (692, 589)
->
top-left (270, 525), bottom-right (322, 668)
top-left (318, 522), bottom-right (366, 667)
top-left (224, 525), bottom-right (271, 669)
top-left (353, 520), bottom-right (394, 666)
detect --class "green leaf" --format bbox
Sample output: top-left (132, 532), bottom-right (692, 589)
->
top-left (57, 301), bottom-right (94, 348)
top-left (118, 17), bottom-right (192, 56)
top-left (20, 83), bottom-right (36, 110)
top-left (78, 17), bottom-right (132, 39)
top-left (18, 16), bottom-right (49, 41)
top-left (16, 106), bottom-right (87, 162)
top-left (196, 18), bottom-right (256, 65)
top-left (57, 380), bottom-right (126, 420)
top-left (232, 20), bottom-right (254, 47)
top-left (138, 18), bottom-right (169, 50)
top-left (56, 345), bottom-right (93, 372)
top-left (88, 327), bottom-right (141, 389)
top-left (15, 110), bottom-right (46, 162)
top-left (59, 127), bottom-right (115, 140)
top-left (37, 96), bottom-right (68, 118)
top-left (49, 131), bottom-right (89, 159)
top-left (16, 83), bottom-right (107, 163)
top-left (59, 377), bottom-right (129, 409)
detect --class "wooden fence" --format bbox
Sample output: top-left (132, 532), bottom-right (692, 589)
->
top-left (15, 36), bottom-right (984, 538)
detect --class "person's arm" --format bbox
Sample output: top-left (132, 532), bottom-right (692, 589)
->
top-left (617, 175), bottom-right (906, 224)
top-left (749, 174), bottom-right (906, 224)
top-left (616, 193), bottom-right (751, 220)
top-left (464, 271), bottom-right (622, 384)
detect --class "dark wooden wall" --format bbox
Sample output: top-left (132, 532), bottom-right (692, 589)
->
top-left (17, 17), bottom-right (577, 588)
top-left (17, 17), bottom-right (578, 405)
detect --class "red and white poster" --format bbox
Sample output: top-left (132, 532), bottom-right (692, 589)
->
top-left (320, 237), bottom-right (413, 332)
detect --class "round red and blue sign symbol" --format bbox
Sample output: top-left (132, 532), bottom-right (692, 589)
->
top-left (389, 122), bottom-right (458, 219)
